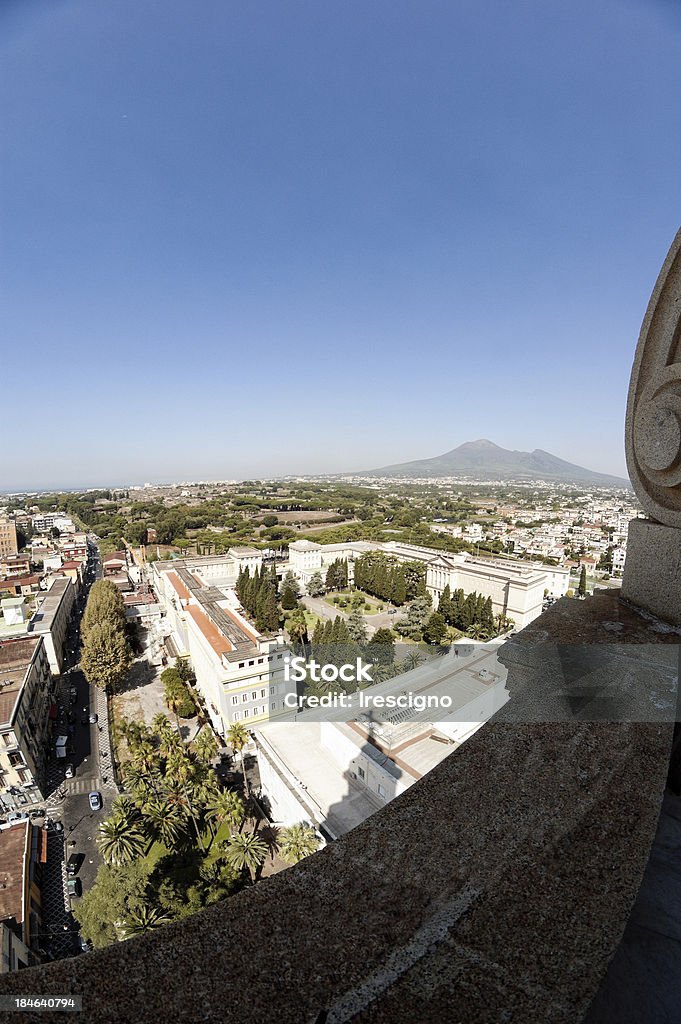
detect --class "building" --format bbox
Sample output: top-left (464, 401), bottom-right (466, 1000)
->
top-left (26, 578), bottom-right (75, 675)
top-left (287, 539), bottom-right (569, 630)
top-left (0, 637), bottom-right (53, 812)
top-left (0, 523), bottom-right (18, 561)
top-left (256, 642), bottom-right (509, 838)
top-left (612, 546), bottom-right (627, 577)
top-left (30, 513), bottom-right (73, 535)
top-left (151, 557), bottom-right (293, 738)
top-left (0, 820), bottom-right (46, 970)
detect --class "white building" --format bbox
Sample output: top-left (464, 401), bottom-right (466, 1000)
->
top-left (151, 557), bottom-right (293, 739)
top-left (256, 642), bottom-right (510, 839)
top-left (612, 546), bottom-right (627, 577)
top-left (287, 539), bottom-right (569, 630)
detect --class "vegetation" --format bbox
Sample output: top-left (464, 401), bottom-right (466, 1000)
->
top-left (279, 823), bottom-right (320, 864)
top-left (161, 667), bottom-right (196, 719)
top-left (353, 553), bottom-right (426, 605)
top-left (80, 580), bottom-right (132, 693)
top-left (235, 566), bottom-right (279, 632)
top-left (75, 715), bottom-right (253, 949)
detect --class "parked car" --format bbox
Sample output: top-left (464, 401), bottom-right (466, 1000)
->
top-left (7, 811), bottom-right (28, 823)
top-left (88, 791), bottom-right (102, 812)
top-left (64, 764), bottom-right (74, 779)
top-left (66, 853), bottom-right (82, 876)
top-left (89, 712), bottom-right (98, 725)
top-left (67, 878), bottom-right (82, 898)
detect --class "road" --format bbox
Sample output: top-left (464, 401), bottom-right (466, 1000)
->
top-left (40, 539), bottom-right (116, 959)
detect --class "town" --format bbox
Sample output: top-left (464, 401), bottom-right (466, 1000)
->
top-left (0, 474), bottom-right (638, 967)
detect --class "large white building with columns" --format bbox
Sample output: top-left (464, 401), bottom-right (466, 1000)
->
top-left (287, 539), bottom-right (568, 630)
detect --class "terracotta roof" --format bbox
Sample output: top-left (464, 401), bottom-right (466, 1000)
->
top-left (186, 604), bottom-right (233, 656)
top-left (0, 822), bottom-right (29, 926)
top-left (167, 572), bottom-right (192, 603)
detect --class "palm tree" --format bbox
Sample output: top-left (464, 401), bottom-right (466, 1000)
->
top-left (206, 790), bottom-right (245, 836)
top-left (121, 903), bottom-right (171, 938)
top-left (97, 815), bottom-right (147, 866)
top-left (403, 650), bottom-right (423, 671)
top-left (226, 722), bottom-right (250, 798)
top-left (143, 797), bottom-right (187, 848)
top-left (225, 830), bottom-right (268, 883)
top-left (164, 783), bottom-right (206, 853)
top-left (279, 823), bottom-right (320, 865)
top-left (194, 727), bottom-right (219, 765)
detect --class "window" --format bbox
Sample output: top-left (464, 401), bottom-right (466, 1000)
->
top-left (244, 709), bottom-right (249, 718)
top-left (377, 783), bottom-right (385, 797)
top-left (242, 694), bottom-right (248, 703)
top-left (357, 766), bottom-right (365, 780)
top-left (271, 702), bottom-right (276, 710)
top-left (233, 712), bottom-right (240, 721)
top-left (251, 691), bottom-right (257, 700)
top-left (260, 689), bottom-right (266, 698)
top-left (238, 663), bottom-right (244, 669)
top-left (231, 696), bottom-right (238, 705)
top-left (270, 686), bottom-right (275, 696)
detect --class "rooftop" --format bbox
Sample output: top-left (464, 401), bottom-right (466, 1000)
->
top-left (0, 822), bottom-right (29, 928)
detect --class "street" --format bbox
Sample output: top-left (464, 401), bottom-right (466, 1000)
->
top-left (39, 539), bottom-right (117, 960)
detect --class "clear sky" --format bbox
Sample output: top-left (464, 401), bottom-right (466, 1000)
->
top-left (2, 0), bottom-right (680, 489)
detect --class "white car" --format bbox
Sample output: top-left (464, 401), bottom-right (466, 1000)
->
top-left (88, 791), bottom-right (102, 812)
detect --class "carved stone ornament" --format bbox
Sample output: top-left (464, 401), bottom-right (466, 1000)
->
top-left (626, 227), bottom-right (681, 526)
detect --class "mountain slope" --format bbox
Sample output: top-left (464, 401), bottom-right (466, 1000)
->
top-left (361, 440), bottom-right (629, 486)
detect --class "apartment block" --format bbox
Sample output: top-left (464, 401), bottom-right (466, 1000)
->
top-left (0, 637), bottom-right (53, 812)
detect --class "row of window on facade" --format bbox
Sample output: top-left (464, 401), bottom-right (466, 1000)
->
top-left (231, 685), bottom-right (278, 706)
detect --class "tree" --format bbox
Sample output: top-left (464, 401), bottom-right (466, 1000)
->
top-left (97, 814), bottom-right (147, 867)
top-left (286, 607), bottom-right (309, 648)
top-left (81, 618), bottom-right (131, 692)
top-left (262, 514), bottom-right (278, 527)
top-left (367, 628), bottom-right (395, 667)
top-left (74, 860), bottom-right (153, 948)
top-left (121, 903), bottom-right (171, 938)
top-left (423, 612), bottom-right (447, 646)
top-left (161, 668), bottom-right (196, 719)
top-left (143, 798), bottom-right (187, 849)
top-left (307, 571), bottom-right (325, 597)
top-left (347, 607), bottom-right (367, 644)
top-left (225, 830), bottom-right (268, 883)
top-left (226, 721), bottom-right (251, 798)
top-left (281, 584), bottom-right (298, 610)
top-left (82, 579), bottom-right (127, 636)
top-left (279, 823), bottom-right (320, 865)
top-left (206, 790), bottom-right (245, 834)
top-left (578, 565), bottom-right (587, 598)
top-left (194, 728), bottom-right (219, 765)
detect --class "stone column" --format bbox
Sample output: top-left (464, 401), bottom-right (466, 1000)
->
top-left (622, 226), bottom-right (681, 624)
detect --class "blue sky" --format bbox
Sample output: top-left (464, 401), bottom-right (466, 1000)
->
top-left (2, 0), bottom-right (680, 489)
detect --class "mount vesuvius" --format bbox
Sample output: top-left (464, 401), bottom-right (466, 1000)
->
top-left (359, 440), bottom-right (630, 487)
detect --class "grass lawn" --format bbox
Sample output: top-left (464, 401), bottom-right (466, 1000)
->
top-left (324, 590), bottom-right (385, 615)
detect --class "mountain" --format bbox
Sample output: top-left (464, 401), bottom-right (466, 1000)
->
top-left (360, 440), bottom-right (630, 487)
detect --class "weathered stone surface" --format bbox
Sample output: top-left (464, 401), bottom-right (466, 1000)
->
top-left (622, 518), bottom-right (681, 626)
top-left (626, 226), bottom-right (681, 526)
top-left (0, 594), bottom-right (673, 1024)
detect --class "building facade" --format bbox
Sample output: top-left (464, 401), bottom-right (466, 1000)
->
top-left (0, 523), bottom-right (18, 561)
top-left (0, 638), bottom-right (53, 812)
top-left (151, 558), bottom-right (293, 739)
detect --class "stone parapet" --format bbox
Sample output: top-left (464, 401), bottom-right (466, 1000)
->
top-left (0, 592), bottom-right (675, 1024)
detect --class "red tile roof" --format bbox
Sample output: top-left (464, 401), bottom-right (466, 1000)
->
top-left (186, 604), bottom-right (233, 656)
top-left (167, 572), bottom-right (192, 603)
